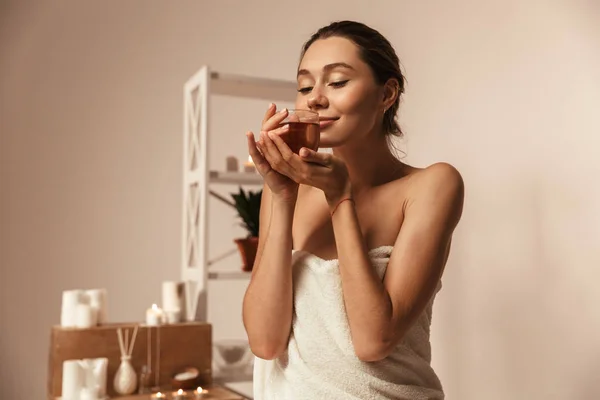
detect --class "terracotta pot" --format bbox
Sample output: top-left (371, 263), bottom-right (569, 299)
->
top-left (234, 236), bottom-right (259, 272)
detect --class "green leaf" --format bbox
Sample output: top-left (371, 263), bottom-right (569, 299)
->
top-left (230, 186), bottom-right (262, 237)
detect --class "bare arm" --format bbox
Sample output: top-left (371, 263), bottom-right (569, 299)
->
top-left (242, 184), bottom-right (295, 360)
top-left (241, 107), bottom-right (299, 360)
top-left (333, 163), bottom-right (464, 362)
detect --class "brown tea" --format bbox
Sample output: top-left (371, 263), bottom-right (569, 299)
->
top-left (278, 122), bottom-right (320, 154)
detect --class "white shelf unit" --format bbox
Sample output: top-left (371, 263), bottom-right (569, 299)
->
top-left (181, 65), bottom-right (296, 320)
top-left (181, 67), bottom-right (295, 399)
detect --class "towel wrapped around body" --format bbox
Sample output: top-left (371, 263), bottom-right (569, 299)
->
top-left (253, 246), bottom-right (444, 400)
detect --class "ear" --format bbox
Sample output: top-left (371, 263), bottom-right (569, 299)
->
top-left (381, 78), bottom-right (400, 112)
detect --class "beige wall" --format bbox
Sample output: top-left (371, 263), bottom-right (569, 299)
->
top-left (1, 0), bottom-right (599, 399)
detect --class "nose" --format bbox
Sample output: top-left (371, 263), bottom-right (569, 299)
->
top-left (306, 87), bottom-right (329, 111)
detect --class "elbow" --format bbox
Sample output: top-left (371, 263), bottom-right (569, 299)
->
top-left (355, 343), bottom-right (392, 363)
top-left (354, 332), bottom-right (404, 362)
top-left (355, 316), bottom-right (410, 362)
top-left (249, 340), bottom-right (286, 361)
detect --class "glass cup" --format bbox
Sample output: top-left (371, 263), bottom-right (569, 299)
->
top-left (278, 109), bottom-right (320, 154)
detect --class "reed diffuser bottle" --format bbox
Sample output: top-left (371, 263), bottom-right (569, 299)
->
top-left (113, 326), bottom-right (139, 395)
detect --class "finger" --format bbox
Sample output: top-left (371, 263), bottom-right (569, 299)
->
top-left (263, 107), bottom-right (289, 132)
top-left (257, 131), bottom-right (271, 160)
top-left (299, 148), bottom-right (332, 167)
top-left (260, 130), bottom-right (279, 161)
top-left (268, 127), bottom-right (298, 165)
top-left (246, 132), bottom-right (270, 173)
top-left (287, 112), bottom-right (300, 123)
top-left (261, 130), bottom-right (292, 176)
top-left (261, 103), bottom-right (277, 126)
top-left (261, 125), bottom-right (291, 150)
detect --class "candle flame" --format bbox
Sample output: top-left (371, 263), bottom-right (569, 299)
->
top-left (178, 389), bottom-right (184, 394)
top-left (152, 303), bottom-right (159, 310)
top-left (196, 386), bottom-right (203, 392)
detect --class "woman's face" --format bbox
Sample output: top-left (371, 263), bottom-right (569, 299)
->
top-left (296, 36), bottom-right (385, 147)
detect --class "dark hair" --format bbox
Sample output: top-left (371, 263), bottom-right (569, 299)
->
top-left (300, 20), bottom-right (406, 137)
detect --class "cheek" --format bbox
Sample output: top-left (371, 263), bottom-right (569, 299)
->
top-left (338, 83), bottom-right (378, 112)
top-left (334, 86), bottom-right (380, 127)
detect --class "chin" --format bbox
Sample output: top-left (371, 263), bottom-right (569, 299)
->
top-left (318, 130), bottom-right (351, 148)
top-left (317, 134), bottom-right (336, 149)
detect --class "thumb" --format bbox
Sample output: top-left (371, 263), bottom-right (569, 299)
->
top-left (299, 148), bottom-right (331, 166)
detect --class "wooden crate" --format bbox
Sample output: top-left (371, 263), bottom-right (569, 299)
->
top-left (47, 322), bottom-right (212, 399)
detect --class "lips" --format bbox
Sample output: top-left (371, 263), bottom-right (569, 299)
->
top-left (318, 117), bottom-right (338, 129)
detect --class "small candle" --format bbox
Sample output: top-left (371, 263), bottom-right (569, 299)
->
top-left (151, 392), bottom-right (166, 399)
top-left (194, 386), bottom-right (207, 399)
top-left (243, 155), bottom-right (255, 173)
top-left (226, 156), bottom-right (239, 172)
top-left (145, 304), bottom-right (164, 326)
top-left (172, 389), bottom-right (187, 400)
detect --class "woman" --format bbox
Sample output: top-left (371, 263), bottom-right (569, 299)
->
top-left (242, 20), bottom-right (464, 400)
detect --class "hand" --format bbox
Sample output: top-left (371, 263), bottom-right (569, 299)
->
top-left (246, 104), bottom-right (299, 203)
top-left (259, 128), bottom-right (352, 204)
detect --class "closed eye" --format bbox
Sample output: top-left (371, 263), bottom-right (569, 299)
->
top-left (297, 80), bottom-right (349, 94)
top-left (329, 80), bottom-right (349, 88)
top-left (297, 87), bottom-right (313, 94)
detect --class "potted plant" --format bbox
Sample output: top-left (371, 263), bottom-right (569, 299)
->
top-left (230, 187), bottom-right (262, 271)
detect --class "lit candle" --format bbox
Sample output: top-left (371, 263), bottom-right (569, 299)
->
top-left (243, 155), bottom-right (255, 173)
top-left (145, 304), bottom-right (164, 326)
top-left (151, 392), bottom-right (166, 399)
top-left (172, 388), bottom-right (187, 400)
top-left (194, 386), bottom-right (207, 399)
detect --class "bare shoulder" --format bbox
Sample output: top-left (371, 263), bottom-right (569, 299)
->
top-left (406, 162), bottom-right (465, 220)
top-left (413, 162), bottom-right (464, 193)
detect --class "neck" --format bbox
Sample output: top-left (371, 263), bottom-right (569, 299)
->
top-left (332, 133), bottom-right (405, 196)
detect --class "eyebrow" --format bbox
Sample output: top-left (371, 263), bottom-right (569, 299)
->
top-left (297, 62), bottom-right (355, 77)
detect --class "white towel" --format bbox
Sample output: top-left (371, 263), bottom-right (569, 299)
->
top-left (253, 246), bottom-right (444, 400)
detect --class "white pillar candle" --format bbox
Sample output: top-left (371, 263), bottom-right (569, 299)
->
top-left (61, 290), bottom-right (83, 327)
top-left (225, 156), bottom-right (239, 172)
top-left (62, 360), bottom-right (83, 400)
top-left (145, 304), bottom-right (164, 326)
top-left (164, 309), bottom-right (181, 324)
top-left (161, 281), bottom-right (181, 312)
top-left (80, 386), bottom-right (100, 400)
top-left (86, 288), bottom-right (108, 324)
top-left (75, 304), bottom-right (96, 328)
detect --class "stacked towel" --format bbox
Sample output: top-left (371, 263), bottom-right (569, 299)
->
top-left (253, 246), bottom-right (444, 400)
